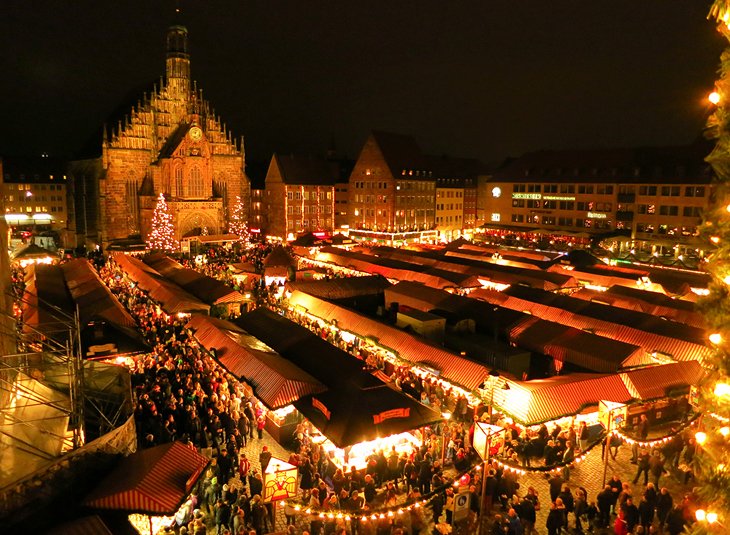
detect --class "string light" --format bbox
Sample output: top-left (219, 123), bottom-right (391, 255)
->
top-left (707, 512), bottom-right (719, 524)
top-left (711, 236), bottom-right (721, 244)
top-left (710, 91), bottom-right (722, 104)
top-left (490, 436), bottom-right (603, 475)
top-left (696, 431), bottom-right (708, 446)
top-left (609, 415), bottom-right (700, 448)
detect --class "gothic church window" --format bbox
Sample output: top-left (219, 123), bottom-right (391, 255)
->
top-left (188, 166), bottom-right (204, 198)
top-left (175, 167), bottom-right (183, 197)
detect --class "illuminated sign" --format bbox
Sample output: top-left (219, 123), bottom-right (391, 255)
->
top-left (373, 408), bottom-right (410, 424)
top-left (491, 187), bottom-right (502, 198)
top-left (543, 195), bottom-right (575, 201)
top-left (512, 193), bottom-right (542, 200)
top-left (587, 212), bottom-right (607, 219)
top-left (312, 398), bottom-right (331, 420)
top-left (491, 213), bottom-right (501, 222)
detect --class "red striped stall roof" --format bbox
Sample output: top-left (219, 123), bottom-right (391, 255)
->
top-left (287, 290), bottom-right (491, 390)
top-left (144, 254), bottom-right (246, 306)
top-left (187, 315), bottom-right (327, 409)
top-left (620, 361), bottom-right (705, 400)
top-left (471, 287), bottom-right (711, 365)
top-left (508, 316), bottom-right (649, 373)
top-left (114, 253), bottom-right (210, 315)
top-left (493, 373), bottom-right (633, 426)
top-left (83, 441), bottom-right (208, 515)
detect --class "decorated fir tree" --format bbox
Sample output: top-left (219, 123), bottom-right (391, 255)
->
top-left (228, 195), bottom-right (250, 242)
top-left (146, 192), bottom-right (178, 253)
top-left (686, 3), bottom-right (730, 532)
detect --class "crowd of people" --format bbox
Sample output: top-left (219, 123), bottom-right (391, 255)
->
top-left (10, 241), bottom-right (706, 535)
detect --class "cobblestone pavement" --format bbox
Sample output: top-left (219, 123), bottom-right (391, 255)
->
top-left (482, 440), bottom-right (693, 534)
top-left (198, 427), bottom-right (693, 535)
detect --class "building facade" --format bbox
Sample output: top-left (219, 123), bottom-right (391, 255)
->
top-left (348, 131), bottom-right (437, 235)
top-left (262, 154), bottom-right (339, 239)
top-left (483, 144), bottom-right (713, 248)
top-left (2, 157), bottom-right (69, 245)
top-left (69, 25), bottom-right (250, 249)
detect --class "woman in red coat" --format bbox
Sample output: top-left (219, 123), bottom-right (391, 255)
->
top-left (614, 509), bottom-right (629, 535)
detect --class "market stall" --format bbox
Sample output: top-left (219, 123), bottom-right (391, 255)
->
top-left (83, 441), bottom-right (209, 535)
top-left (294, 384), bottom-right (443, 470)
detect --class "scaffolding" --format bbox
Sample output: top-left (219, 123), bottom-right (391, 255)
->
top-left (0, 288), bottom-right (85, 487)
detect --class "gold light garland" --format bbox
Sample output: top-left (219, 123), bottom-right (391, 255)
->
top-left (609, 413), bottom-right (701, 448)
top-left (281, 495), bottom-right (435, 522)
top-left (488, 436), bottom-right (603, 476)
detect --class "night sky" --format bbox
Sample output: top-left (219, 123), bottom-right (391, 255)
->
top-left (0, 1), bottom-right (725, 165)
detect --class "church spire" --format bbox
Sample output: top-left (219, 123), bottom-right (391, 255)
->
top-left (165, 25), bottom-right (190, 98)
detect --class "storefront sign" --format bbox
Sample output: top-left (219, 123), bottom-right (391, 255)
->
top-left (453, 490), bottom-right (471, 522)
top-left (543, 195), bottom-right (575, 201)
top-left (511, 193), bottom-right (542, 200)
top-left (587, 211), bottom-right (607, 219)
top-left (373, 408), bottom-right (410, 424)
top-left (312, 398), bottom-right (331, 420)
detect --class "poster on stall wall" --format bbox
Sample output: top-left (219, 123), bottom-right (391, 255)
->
top-left (472, 422), bottom-right (503, 461)
top-left (598, 400), bottom-right (627, 430)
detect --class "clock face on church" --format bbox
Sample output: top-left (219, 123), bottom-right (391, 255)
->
top-left (189, 126), bottom-right (203, 142)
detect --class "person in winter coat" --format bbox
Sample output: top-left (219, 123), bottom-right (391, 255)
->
top-left (613, 510), bottom-right (629, 535)
top-left (546, 503), bottom-right (565, 535)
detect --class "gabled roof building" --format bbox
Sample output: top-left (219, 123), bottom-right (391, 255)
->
top-left (68, 25), bottom-right (250, 249)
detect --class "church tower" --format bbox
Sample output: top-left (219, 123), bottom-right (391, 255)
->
top-left (165, 25), bottom-right (191, 98)
top-left (69, 24), bottom-right (250, 249)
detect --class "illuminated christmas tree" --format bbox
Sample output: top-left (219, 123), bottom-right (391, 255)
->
top-left (686, 3), bottom-right (730, 532)
top-left (228, 195), bottom-right (250, 242)
top-left (146, 192), bottom-right (178, 253)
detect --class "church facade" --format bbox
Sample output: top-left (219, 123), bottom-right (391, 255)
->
top-left (69, 25), bottom-right (250, 249)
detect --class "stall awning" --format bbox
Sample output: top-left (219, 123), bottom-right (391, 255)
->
top-left (313, 247), bottom-right (481, 289)
top-left (509, 316), bottom-right (649, 373)
top-left (113, 253), bottom-right (210, 315)
top-left (233, 308), bottom-right (384, 390)
top-left (471, 286), bottom-right (711, 365)
top-left (620, 361), bottom-right (706, 400)
top-left (22, 260), bottom-right (149, 357)
top-left (294, 384), bottom-right (443, 449)
top-left (287, 290), bottom-right (492, 391)
top-left (286, 275), bottom-right (392, 301)
top-left (83, 442), bottom-right (209, 515)
top-left (187, 315), bottom-right (327, 409)
top-left (144, 253), bottom-right (246, 306)
top-left (493, 373), bottom-right (633, 426)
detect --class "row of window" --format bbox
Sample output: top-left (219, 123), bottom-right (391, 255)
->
top-left (508, 213), bottom-right (611, 229)
top-left (287, 205), bottom-right (332, 214)
top-left (636, 205), bottom-right (703, 217)
top-left (286, 218), bottom-right (332, 230)
top-left (285, 190), bottom-right (333, 201)
top-left (5, 206), bottom-right (52, 213)
top-left (511, 184), bottom-right (708, 197)
top-left (436, 215), bottom-right (462, 225)
top-left (436, 190), bottom-right (464, 198)
top-left (636, 224), bottom-right (698, 236)
top-left (512, 199), bottom-right (612, 211)
top-left (436, 203), bottom-right (462, 211)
